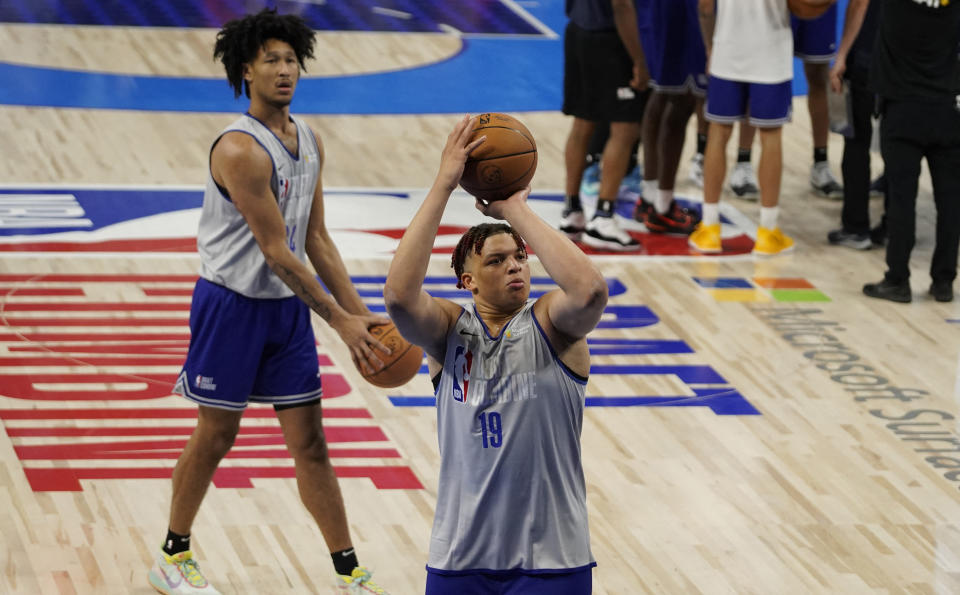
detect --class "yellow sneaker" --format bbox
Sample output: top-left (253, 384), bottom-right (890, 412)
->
top-left (753, 226), bottom-right (795, 256)
top-left (688, 222), bottom-right (722, 253)
top-left (336, 566), bottom-right (389, 594)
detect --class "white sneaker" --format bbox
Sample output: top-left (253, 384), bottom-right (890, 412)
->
top-left (582, 215), bottom-right (640, 251)
top-left (810, 162), bottom-right (843, 198)
top-left (336, 566), bottom-right (390, 593)
top-left (558, 209), bottom-right (586, 241)
top-left (148, 550), bottom-right (221, 594)
top-left (688, 153), bottom-right (704, 188)
top-left (729, 162), bottom-right (759, 199)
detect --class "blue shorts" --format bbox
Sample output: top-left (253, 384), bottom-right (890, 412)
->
top-left (642, 0), bottom-right (706, 95)
top-left (705, 75), bottom-right (793, 128)
top-left (792, 3), bottom-right (837, 63)
top-left (425, 568), bottom-right (592, 595)
top-left (173, 278), bottom-right (322, 410)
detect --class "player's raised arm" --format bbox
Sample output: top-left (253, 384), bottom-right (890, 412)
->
top-left (383, 116), bottom-right (485, 361)
top-left (476, 191), bottom-right (608, 342)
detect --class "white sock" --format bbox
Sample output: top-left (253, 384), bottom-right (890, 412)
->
top-left (642, 179), bottom-right (659, 204)
top-left (702, 202), bottom-right (720, 226)
top-left (655, 189), bottom-right (673, 214)
top-left (760, 206), bottom-right (779, 230)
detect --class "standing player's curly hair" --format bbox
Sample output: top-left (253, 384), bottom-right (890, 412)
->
top-left (451, 223), bottom-right (527, 289)
top-left (213, 8), bottom-right (316, 99)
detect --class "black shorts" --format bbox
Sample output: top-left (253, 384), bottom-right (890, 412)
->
top-left (562, 22), bottom-right (647, 122)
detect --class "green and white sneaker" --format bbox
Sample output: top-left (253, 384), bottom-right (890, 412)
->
top-left (336, 566), bottom-right (389, 594)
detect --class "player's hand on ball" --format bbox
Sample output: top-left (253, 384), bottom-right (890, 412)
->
top-left (333, 313), bottom-right (392, 375)
top-left (475, 185), bottom-right (530, 220)
top-left (437, 115), bottom-right (486, 192)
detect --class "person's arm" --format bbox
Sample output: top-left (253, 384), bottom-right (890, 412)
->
top-left (211, 131), bottom-right (388, 373)
top-left (475, 193), bottom-right (609, 345)
top-left (830, 0), bottom-right (871, 93)
top-left (383, 116), bottom-right (484, 363)
top-left (611, 0), bottom-right (649, 90)
top-left (698, 0), bottom-right (716, 74)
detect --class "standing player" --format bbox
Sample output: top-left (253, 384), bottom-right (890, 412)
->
top-left (147, 9), bottom-right (391, 594)
top-left (384, 116), bottom-right (607, 594)
top-left (728, 4), bottom-right (843, 200)
top-left (559, 0), bottom-right (649, 250)
top-left (633, 0), bottom-right (705, 234)
top-left (691, 0), bottom-right (796, 255)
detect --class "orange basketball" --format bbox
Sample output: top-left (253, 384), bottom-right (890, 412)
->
top-left (788, 0), bottom-right (835, 20)
top-left (358, 322), bottom-right (423, 388)
top-left (460, 112), bottom-right (538, 203)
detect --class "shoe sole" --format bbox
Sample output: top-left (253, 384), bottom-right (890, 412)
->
top-left (864, 290), bottom-right (911, 303)
top-left (752, 244), bottom-right (796, 256)
top-left (688, 240), bottom-right (721, 254)
top-left (828, 240), bottom-right (871, 250)
top-left (582, 236), bottom-right (641, 251)
top-left (811, 185), bottom-right (843, 199)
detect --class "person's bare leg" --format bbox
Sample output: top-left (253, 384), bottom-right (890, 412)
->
top-left (277, 402), bottom-right (352, 552)
top-left (657, 93), bottom-right (696, 192)
top-left (757, 126), bottom-right (783, 209)
top-left (738, 121), bottom-right (756, 153)
top-left (169, 405), bottom-right (244, 534)
top-left (804, 62), bottom-right (830, 150)
top-left (598, 121), bottom-right (641, 200)
top-left (641, 92), bottom-right (666, 185)
top-left (703, 122), bottom-right (733, 207)
top-left (564, 117), bottom-right (597, 198)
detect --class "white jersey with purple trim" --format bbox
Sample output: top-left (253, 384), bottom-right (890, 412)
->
top-left (428, 301), bottom-right (595, 574)
top-left (197, 113), bottom-right (319, 298)
top-left (710, 0), bottom-right (793, 84)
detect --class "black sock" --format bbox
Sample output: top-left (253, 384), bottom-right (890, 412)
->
top-left (163, 529), bottom-right (190, 556)
top-left (737, 148), bottom-right (752, 163)
top-left (813, 147), bottom-right (827, 163)
top-left (696, 133), bottom-right (707, 155)
top-left (595, 199), bottom-right (615, 217)
top-left (564, 194), bottom-right (582, 214)
top-left (332, 547), bottom-right (359, 576)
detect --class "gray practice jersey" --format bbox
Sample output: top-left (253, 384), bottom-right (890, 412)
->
top-left (197, 113), bottom-right (319, 298)
top-left (428, 301), bottom-right (595, 574)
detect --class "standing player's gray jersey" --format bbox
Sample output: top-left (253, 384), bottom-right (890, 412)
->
top-left (428, 301), bottom-right (596, 574)
top-left (197, 114), bottom-right (319, 298)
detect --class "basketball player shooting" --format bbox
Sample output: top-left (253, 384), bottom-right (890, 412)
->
top-left (147, 8), bottom-right (392, 595)
top-left (383, 115), bottom-right (608, 594)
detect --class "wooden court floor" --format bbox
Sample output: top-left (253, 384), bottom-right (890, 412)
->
top-left (2, 16), bottom-right (960, 595)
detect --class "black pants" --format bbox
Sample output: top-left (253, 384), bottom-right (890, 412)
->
top-left (880, 99), bottom-right (960, 284)
top-left (840, 69), bottom-right (875, 234)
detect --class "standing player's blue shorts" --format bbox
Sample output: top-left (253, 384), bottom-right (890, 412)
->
top-left (792, 4), bottom-right (837, 63)
top-left (642, 0), bottom-right (707, 95)
top-left (173, 278), bottom-right (323, 410)
top-left (425, 567), bottom-right (592, 595)
top-left (705, 75), bottom-right (793, 128)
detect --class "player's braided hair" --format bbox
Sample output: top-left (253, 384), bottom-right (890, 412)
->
top-left (214, 8), bottom-right (316, 99)
top-left (451, 223), bottom-right (527, 289)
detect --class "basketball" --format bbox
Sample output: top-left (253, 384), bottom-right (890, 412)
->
top-left (358, 321), bottom-right (423, 388)
top-left (788, 0), bottom-right (835, 20)
top-left (460, 112), bottom-right (538, 203)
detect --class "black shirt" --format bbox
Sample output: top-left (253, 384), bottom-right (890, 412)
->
top-left (871, 0), bottom-right (960, 103)
top-left (566, 0), bottom-right (614, 31)
top-left (849, 1), bottom-right (881, 72)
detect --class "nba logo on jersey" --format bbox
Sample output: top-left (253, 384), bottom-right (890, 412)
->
top-left (278, 177), bottom-right (291, 200)
top-left (452, 346), bottom-right (473, 403)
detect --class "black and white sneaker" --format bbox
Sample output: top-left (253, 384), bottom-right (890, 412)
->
top-left (811, 162), bottom-right (843, 199)
top-left (827, 229), bottom-right (871, 250)
top-left (729, 162), bottom-right (759, 199)
top-left (558, 209), bottom-right (586, 241)
top-left (582, 215), bottom-right (640, 251)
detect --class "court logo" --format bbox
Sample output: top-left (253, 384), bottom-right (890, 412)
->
top-left (693, 276), bottom-right (830, 302)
